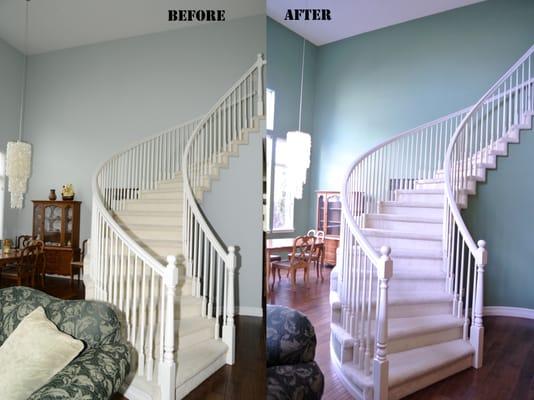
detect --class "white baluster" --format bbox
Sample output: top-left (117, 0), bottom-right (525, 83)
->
top-left (222, 246), bottom-right (236, 364)
top-left (159, 256), bottom-right (178, 400)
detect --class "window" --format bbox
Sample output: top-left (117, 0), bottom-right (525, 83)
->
top-left (0, 152), bottom-right (4, 237)
top-left (268, 137), bottom-right (294, 232)
top-left (266, 88), bottom-right (275, 131)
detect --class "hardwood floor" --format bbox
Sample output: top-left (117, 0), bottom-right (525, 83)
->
top-left (0, 275), bottom-right (85, 299)
top-left (268, 267), bottom-right (534, 400)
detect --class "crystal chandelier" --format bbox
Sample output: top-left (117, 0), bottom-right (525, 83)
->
top-left (286, 39), bottom-right (311, 200)
top-left (6, 0), bottom-right (32, 209)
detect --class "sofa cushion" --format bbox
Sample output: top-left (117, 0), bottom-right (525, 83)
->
top-left (0, 306), bottom-right (84, 400)
top-left (267, 361), bottom-right (325, 400)
top-left (266, 305), bottom-right (317, 366)
top-left (0, 286), bottom-right (122, 348)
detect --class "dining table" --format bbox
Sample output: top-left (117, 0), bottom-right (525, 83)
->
top-left (0, 250), bottom-right (22, 267)
top-left (265, 237), bottom-right (325, 294)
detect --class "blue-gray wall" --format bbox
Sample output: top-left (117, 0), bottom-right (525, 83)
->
top-left (266, 18), bottom-right (317, 237)
top-left (7, 15), bottom-right (264, 242)
top-left (0, 38), bottom-right (23, 239)
top-left (3, 16), bottom-right (265, 311)
top-left (294, 0), bottom-right (534, 308)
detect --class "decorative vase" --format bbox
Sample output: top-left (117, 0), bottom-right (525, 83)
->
top-left (48, 189), bottom-right (57, 201)
top-left (62, 194), bottom-right (74, 201)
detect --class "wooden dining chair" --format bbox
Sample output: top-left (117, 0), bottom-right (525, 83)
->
top-left (15, 235), bottom-right (34, 249)
top-left (27, 239), bottom-right (46, 287)
top-left (271, 235), bottom-right (316, 291)
top-left (70, 239), bottom-right (87, 286)
top-left (0, 245), bottom-right (39, 287)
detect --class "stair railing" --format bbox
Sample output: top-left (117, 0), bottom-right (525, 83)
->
top-left (444, 44), bottom-right (534, 368)
top-left (340, 107), bottom-right (469, 399)
top-left (338, 57), bottom-right (534, 399)
top-left (90, 117), bottom-right (200, 399)
top-left (182, 54), bottom-right (265, 364)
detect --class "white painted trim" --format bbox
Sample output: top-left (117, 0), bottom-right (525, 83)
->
top-left (484, 306), bottom-right (534, 320)
top-left (237, 306), bottom-right (263, 317)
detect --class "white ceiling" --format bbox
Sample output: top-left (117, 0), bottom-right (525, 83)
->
top-left (267, 0), bottom-right (486, 46)
top-left (0, 0), bottom-right (264, 55)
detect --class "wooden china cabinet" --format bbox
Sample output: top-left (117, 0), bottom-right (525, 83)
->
top-left (32, 200), bottom-right (81, 276)
top-left (316, 191), bottom-right (342, 266)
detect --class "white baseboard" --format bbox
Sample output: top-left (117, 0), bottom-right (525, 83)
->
top-left (484, 306), bottom-right (534, 320)
top-left (237, 306), bottom-right (263, 317)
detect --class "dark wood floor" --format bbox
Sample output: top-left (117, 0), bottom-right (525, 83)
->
top-left (268, 267), bottom-right (534, 400)
top-left (0, 278), bottom-right (265, 400)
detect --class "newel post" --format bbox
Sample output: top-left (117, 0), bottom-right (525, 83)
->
top-left (471, 240), bottom-right (487, 369)
top-left (373, 246), bottom-right (393, 400)
top-left (223, 246), bottom-right (237, 364)
top-left (160, 255), bottom-right (179, 400)
top-left (256, 54), bottom-right (264, 116)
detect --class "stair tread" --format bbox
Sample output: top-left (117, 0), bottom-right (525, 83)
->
top-left (389, 290), bottom-right (452, 305)
top-left (395, 189), bottom-right (443, 194)
top-left (332, 314), bottom-right (463, 344)
top-left (177, 317), bottom-right (214, 336)
top-left (341, 339), bottom-right (473, 389)
top-left (116, 209), bottom-right (182, 216)
top-left (176, 339), bottom-right (227, 385)
top-left (122, 223), bottom-right (181, 231)
top-left (388, 339), bottom-right (474, 387)
top-left (381, 201), bottom-right (443, 208)
top-left (378, 247), bottom-right (442, 259)
top-left (363, 228), bottom-right (441, 241)
top-left (366, 213), bottom-right (442, 224)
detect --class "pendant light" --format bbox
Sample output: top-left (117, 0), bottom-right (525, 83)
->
top-left (6, 0), bottom-right (32, 209)
top-left (287, 38), bottom-right (311, 200)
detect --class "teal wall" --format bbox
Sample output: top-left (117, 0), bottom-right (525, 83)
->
top-left (0, 38), bottom-right (23, 239)
top-left (266, 18), bottom-right (317, 237)
top-left (464, 124), bottom-right (534, 309)
top-left (305, 0), bottom-right (534, 307)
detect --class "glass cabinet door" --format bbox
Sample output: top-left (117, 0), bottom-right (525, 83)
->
top-left (33, 205), bottom-right (43, 239)
top-left (64, 206), bottom-right (73, 246)
top-left (326, 195), bottom-right (341, 236)
top-left (317, 195), bottom-right (325, 232)
top-left (44, 205), bottom-right (62, 246)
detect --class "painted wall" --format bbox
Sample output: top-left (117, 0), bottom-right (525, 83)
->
top-left (0, 38), bottom-right (23, 239)
top-left (266, 19), bottom-right (317, 237)
top-left (6, 15), bottom-right (265, 244)
top-left (463, 124), bottom-right (534, 309)
top-left (202, 121), bottom-right (264, 315)
top-left (309, 0), bottom-right (534, 307)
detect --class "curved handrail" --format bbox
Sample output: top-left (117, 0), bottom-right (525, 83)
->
top-left (91, 117), bottom-right (201, 277)
top-left (444, 44), bottom-right (534, 258)
top-left (340, 106), bottom-right (472, 265)
top-left (182, 54), bottom-right (265, 261)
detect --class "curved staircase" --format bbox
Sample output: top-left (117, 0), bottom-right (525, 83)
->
top-left (86, 55), bottom-right (265, 400)
top-left (331, 46), bottom-right (534, 399)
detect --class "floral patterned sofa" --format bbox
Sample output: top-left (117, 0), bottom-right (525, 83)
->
top-left (0, 287), bottom-right (130, 400)
top-left (266, 305), bottom-right (324, 400)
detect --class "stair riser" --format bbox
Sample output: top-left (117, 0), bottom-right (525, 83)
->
top-left (175, 302), bottom-right (201, 318)
top-left (396, 192), bottom-right (443, 204)
top-left (128, 228), bottom-right (182, 242)
top-left (414, 182), bottom-right (444, 190)
top-left (366, 235), bottom-right (442, 251)
top-left (146, 245), bottom-right (182, 258)
top-left (389, 301), bottom-right (452, 318)
top-left (379, 205), bottom-right (443, 218)
top-left (388, 278), bottom-right (446, 292)
top-left (116, 214), bottom-right (182, 226)
top-left (391, 259), bottom-right (444, 274)
top-left (389, 325), bottom-right (464, 355)
top-left (435, 167), bottom-right (486, 181)
top-left (335, 325), bottom-right (463, 362)
top-left (365, 218), bottom-right (442, 235)
top-left (157, 182), bottom-right (183, 191)
top-left (125, 202), bottom-right (181, 212)
top-left (178, 326), bottom-right (213, 349)
top-left (389, 355), bottom-right (472, 400)
top-left (140, 192), bottom-right (183, 201)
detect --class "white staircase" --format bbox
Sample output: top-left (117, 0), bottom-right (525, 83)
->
top-left (332, 46), bottom-right (534, 399)
top-left (87, 55), bottom-right (265, 400)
